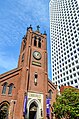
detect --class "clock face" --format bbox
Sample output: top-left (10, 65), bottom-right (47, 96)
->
top-left (33, 51), bottom-right (42, 60)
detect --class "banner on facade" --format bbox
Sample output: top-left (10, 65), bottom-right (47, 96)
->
top-left (23, 96), bottom-right (27, 115)
top-left (46, 98), bottom-right (50, 116)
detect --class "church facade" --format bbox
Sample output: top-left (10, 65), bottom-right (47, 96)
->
top-left (0, 26), bottom-right (57, 119)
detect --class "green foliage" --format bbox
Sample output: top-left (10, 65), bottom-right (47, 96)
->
top-left (53, 88), bottom-right (79, 119)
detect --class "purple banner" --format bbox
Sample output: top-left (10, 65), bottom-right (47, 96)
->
top-left (23, 96), bottom-right (27, 115)
top-left (46, 98), bottom-right (50, 115)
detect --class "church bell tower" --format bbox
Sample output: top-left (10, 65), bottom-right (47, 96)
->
top-left (0, 25), bottom-right (57, 119)
top-left (16, 25), bottom-right (48, 119)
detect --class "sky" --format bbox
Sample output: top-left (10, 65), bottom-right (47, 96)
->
top-left (0, 0), bottom-right (52, 79)
top-left (0, 0), bottom-right (79, 80)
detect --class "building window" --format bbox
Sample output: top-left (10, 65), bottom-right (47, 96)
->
top-left (71, 57), bottom-right (74, 60)
top-left (8, 83), bottom-right (14, 95)
top-left (61, 79), bottom-right (63, 82)
top-left (72, 62), bottom-right (74, 66)
top-left (67, 82), bottom-right (70, 86)
top-left (71, 52), bottom-right (73, 56)
top-left (75, 55), bottom-right (77, 59)
top-left (2, 82), bottom-right (7, 94)
top-left (77, 48), bottom-right (79, 51)
top-left (34, 73), bottom-right (38, 86)
top-left (64, 83), bottom-right (66, 86)
top-left (74, 80), bottom-right (77, 83)
top-left (76, 66), bottom-right (79, 69)
top-left (73, 68), bottom-right (75, 71)
top-left (69, 69), bottom-right (72, 73)
top-left (67, 76), bottom-right (69, 80)
top-left (73, 73), bottom-right (76, 77)
top-left (75, 86), bottom-right (78, 88)
top-left (69, 64), bottom-right (71, 67)
top-left (77, 72), bottom-right (79, 75)
top-left (71, 81), bottom-right (73, 84)
top-left (59, 86), bottom-right (60, 89)
top-left (34, 36), bottom-right (37, 46)
top-left (68, 59), bottom-right (70, 62)
top-left (73, 45), bottom-right (75, 49)
top-left (48, 89), bottom-right (52, 99)
top-left (70, 75), bottom-right (72, 78)
top-left (75, 60), bottom-right (78, 64)
top-left (38, 38), bottom-right (41, 48)
top-left (76, 43), bottom-right (79, 46)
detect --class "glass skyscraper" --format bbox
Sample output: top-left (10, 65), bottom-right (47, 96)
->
top-left (49, 0), bottom-right (79, 90)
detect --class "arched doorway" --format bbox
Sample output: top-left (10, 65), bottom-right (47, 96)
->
top-left (29, 101), bottom-right (38, 119)
top-left (0, 102), bottom-right (9, 119)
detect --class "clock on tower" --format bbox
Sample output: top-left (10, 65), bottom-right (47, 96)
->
top-left (33, 51), bottom-right (42, 60)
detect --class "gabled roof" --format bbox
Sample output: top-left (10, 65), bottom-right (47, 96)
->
top-left (48, 78), bottom-right (57, 90)
top-left (0, 67), bottom-right (22, 82)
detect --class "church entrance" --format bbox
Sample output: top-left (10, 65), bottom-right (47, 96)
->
top-left (0, 102), bottom-right (9, 119)
top-left (29, 101), bottom-right (38, 119)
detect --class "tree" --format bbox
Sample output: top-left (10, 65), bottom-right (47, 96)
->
top-left (53, 87), bottom-right (79, 119)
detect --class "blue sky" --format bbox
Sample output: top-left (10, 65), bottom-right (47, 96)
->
top-left (0, 0), bottom-right (52, 79)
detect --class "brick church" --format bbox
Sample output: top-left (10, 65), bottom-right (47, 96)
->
top-left (0, 26), bottom-right (57, 119)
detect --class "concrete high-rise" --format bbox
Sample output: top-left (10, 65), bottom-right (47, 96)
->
top-left (49, 0), bottom-right (79, 90)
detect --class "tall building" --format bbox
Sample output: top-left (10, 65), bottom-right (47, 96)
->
top-left (49, 0), bottom-right (79, 90)
top-left (0, 26), bottom-right (57, 119)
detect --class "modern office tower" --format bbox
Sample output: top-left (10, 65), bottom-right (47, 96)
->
top-left (49, 0), bottom-right (79, 90)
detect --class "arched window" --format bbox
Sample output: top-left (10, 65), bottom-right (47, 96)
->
top-left (34, 36), bottom-right (37, 46)
top-left (48, 89), bottom-right (53, 99)
top-left (34, 72), bottom-right (38, 86)
top-left (2, 82), bottom-right (7, 94)
top-left (38, 38), bottom-right (41, 48)
top-left (8, 83), bottom-right (14, 95)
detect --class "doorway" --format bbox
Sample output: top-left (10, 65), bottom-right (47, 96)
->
top-left (0, 103), bottom-right (9, 119)
top-left (29, 102), bottom-right (37, 119)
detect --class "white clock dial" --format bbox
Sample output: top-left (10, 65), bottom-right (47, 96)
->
top-left (33, 51), bottom-right (41, 60)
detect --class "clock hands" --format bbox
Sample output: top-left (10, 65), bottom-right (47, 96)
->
top-left (33, 51), bottom-right (41, 60)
